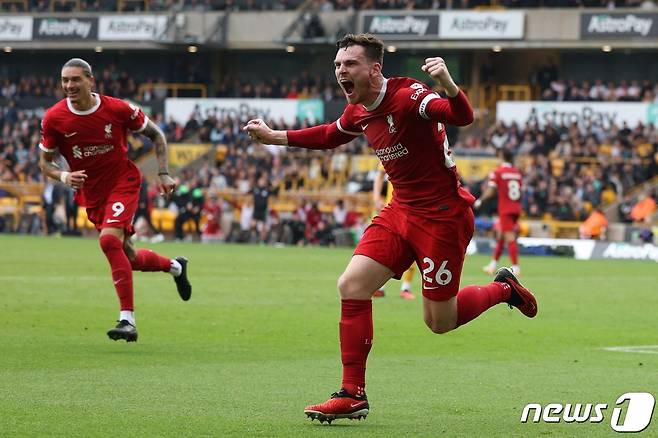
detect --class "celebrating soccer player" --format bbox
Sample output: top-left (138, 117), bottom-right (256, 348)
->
top-left (475, 147), bottom-right (524, 276)
top-left (244, 34), bottom-right (538, 423)
top-left (38, 58), bottom-right (192, 342)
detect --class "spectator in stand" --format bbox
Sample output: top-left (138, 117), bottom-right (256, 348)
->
top-left (579, 207), bottom-right (608, 240)
top-left (630, 191), bottom-right (657, 223)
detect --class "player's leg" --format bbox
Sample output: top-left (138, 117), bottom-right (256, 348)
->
top-left (418, 206), bottom-right (536, 333)
top-left (399, 265), bottom-right (415, 299)
top-left (504, 231), bottom-right (520, 274)
top-left (484, 222), bottom-right (503, 274)
top-left (124, 236), bottom-right (191, 301)
top-left (98, 226), bottom-right (138, 342)
top-left (305, 222), bottom-right (413, 423)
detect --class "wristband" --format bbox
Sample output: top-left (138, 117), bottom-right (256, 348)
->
top-left (158, 172), bottom-right (170, 176)
top-left (60, 171), bottom-right (70, 184)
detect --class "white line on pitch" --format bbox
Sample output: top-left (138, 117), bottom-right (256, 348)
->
top-left (603, 345), bottom-right (658, 354)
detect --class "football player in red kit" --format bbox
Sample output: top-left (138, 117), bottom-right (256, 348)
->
top-left (475, 147), bottom-right (523, 276)
top-left (244, 34), bottom-right (538, 423)
top-left (39, 58), bottom-right (192, 342)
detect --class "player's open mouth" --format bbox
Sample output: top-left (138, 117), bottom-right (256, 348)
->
top-left (339, 79), bottom-right (355, 96)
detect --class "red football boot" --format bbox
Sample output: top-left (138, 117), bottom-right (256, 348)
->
top-left (372, 289), bottom-right (385, 298)
top-left (304, 389), bottom-right (369, 424)
top-left (495, 267), bottom-right (538, 318)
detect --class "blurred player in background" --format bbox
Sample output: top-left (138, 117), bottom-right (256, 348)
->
top-left (244, 33), bottom-right (538, 424)
top-left (372, 165), bottom-right (415, 300)
top-left (38, 58), bottom-right (192, 342)
top-left (474, 147), bottom-right (523, 276)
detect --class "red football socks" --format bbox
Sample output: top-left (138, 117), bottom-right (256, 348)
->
top-left (130, 249), bottom-right (171, 272)
top-left (493, 238), bottom-right (504, 261)
top-left (456, 282), bottom-right (511, 327)
top-left (340, 299), bottom-right (372, 397)
top-left (508, 240), bottom-right (519, 265)
top-left (99, 234), bottom-right (134, 311)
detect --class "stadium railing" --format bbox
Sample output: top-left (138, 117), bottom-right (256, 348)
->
top-left (137, 83), bottom-right (208, 98)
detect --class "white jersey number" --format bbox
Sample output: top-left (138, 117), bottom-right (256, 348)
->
top-left (422, 257), bottom-right (453, 286)
top-left (507, 180), bottom-right (521, 201)
top-left (111, 202), bottom-right (125, 217)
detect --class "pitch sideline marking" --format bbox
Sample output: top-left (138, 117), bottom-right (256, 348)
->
top-left (603, 345), bottom-right (658, 354)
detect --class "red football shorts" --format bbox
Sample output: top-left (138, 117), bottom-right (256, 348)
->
top-left (498, 213), bottom-right (520, 233)
top-left (86, 179), bottom-right (140, 234)
top-left (355, 201), bottom-right (474, 301)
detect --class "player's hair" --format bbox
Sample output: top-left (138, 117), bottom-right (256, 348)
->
top-left (62, 58), bottom-right (93, 78)
top-left (336, 33), bottom-right (384, 65)
top-left (500, 147), bottom-right (514, 163)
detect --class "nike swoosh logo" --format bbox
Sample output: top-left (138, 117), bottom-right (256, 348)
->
top-left (106, 219), bottom-right (120, 223)
top-left (64, 132), bottom-right (77, 137)
top-left (350, 403), bottom-right (363, 408)
top-left (361, 124), bottom-right (368, 131)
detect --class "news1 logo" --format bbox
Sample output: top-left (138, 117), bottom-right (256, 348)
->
top-left (521, 392), bottom-right (655, 433)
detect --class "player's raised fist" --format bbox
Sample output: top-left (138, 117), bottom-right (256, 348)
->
top-left (421, 57), bottom-right (459, 97)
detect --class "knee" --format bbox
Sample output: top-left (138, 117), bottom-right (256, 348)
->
top-left (337, 273), bottom-right (365, 299)
top-left (99, 234), bottom-right (122, 253)
top-left (425, 318), bottom-right (456, 335)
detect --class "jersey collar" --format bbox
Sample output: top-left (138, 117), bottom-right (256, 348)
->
top-left (67, 92), bottom-right (101, 115)
top-left (363, 78), bottom-right (387, 112)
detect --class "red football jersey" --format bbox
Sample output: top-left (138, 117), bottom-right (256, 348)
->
top-left (39, 93), bottom-right (148, 207)
top-left (336, 77), bottom-right (474, 217)
top-left (488, 163), bottom-right (523, 215)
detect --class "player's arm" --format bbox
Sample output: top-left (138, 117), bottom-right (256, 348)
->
top-left (474, 174), bottom-right (497, 209)
top-left (243, 118), bottom-right (358, 150)
top-left (38, 115), bottom-right (86, 188)
top-left (38, 149), bottom-right (87, 189)
top-left (140, 119), bottom-right (175, 198)
top-left (419, 57), bottom-right (474, 126)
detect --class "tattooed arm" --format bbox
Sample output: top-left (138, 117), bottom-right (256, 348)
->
top-left (140, 119), bottom-right (176, 198)
top-left (39, 149), bottom-right (87, 189)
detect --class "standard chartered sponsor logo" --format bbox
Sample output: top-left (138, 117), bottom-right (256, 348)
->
top-left (587, 14), bottom-right (653, 36)
top-left (72, 144), bottom-right (114, 159)
top-left (375, 143), bottom-right (409, 162)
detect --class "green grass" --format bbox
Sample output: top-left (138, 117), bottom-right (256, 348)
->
top-left (0, 235), bottom-right (657, 437)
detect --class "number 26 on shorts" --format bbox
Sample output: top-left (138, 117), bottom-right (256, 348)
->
top-left (422, 257), bottom-right (453, 286)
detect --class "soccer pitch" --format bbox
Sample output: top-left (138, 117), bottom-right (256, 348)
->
top-left (1, 235), bottom-right (656, 437)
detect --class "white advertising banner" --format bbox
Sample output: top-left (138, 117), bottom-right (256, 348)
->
top-left (439, 11), bottom-right (524, 39)
top-left (165, 98), bottom-right (325, 126)
top-left (496, 101), bottom-right (652, 129)
top-left (0, 16), bottom-right (33, 41)
top-left (98, 15), bottom-right (167, 40)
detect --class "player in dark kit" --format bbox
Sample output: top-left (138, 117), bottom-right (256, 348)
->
top-left (39, 58), bottom-right (192, 342)
top-left (475, 147), bottom-right (523, 276)
top-left (244, 34), bottom-right (538, 423)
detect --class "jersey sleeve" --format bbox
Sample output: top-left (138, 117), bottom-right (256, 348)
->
top-left (116, 99), bottom-right (149, 132)
top-left (487, 169), bottom-right (498, 188)
top-left (398, 84), bottom-right (474, 126)
top-left (287, 105), bottom-right (360, 149)
top-left (336, 106), bottom-right (362, 137)
top-left (38, 111), bottom-right (59, 153)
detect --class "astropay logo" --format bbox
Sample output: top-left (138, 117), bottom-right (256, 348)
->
top-left (521, 392), bottom-right (655, 433)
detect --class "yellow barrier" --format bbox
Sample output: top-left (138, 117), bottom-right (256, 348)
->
top-left (169, 143), bottom-right (212, 168)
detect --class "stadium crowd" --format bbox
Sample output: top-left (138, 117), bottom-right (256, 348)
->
top-left (2, 0), bottom-right (655, 12)
top-left (3, 104), bottom-right (657, 241)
